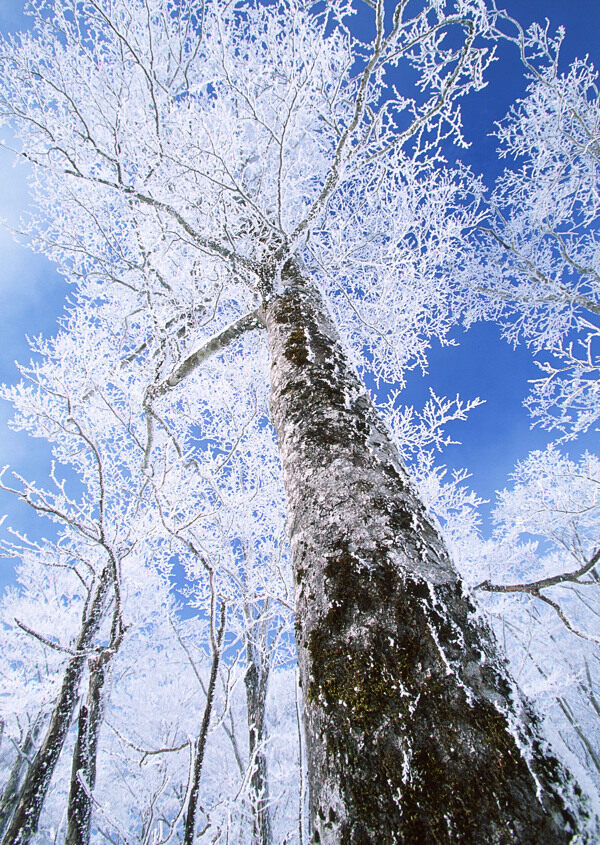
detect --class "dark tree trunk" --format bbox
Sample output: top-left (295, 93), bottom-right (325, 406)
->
top-left (245, 641), bottom-right (273, 845)
top-left (2, 566), bottom-right (111, 845)
top-left (0, 723), bottom-right (41, 840)
top-left (183, 602), bottom-right (226, 845)
top-left (65, 649), bottom-right (110, 845)
top-left (263, 264), bottom-right (586, 844)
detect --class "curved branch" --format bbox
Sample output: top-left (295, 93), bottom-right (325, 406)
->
top-left (475, 547), bottom-right (600, 595)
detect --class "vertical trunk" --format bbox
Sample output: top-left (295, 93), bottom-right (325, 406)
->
top-left (263, 264), bottom-right (586, 844)
top-left (65, 650), bottom-right (110, 845)
top-left (245, 645), bottom-right (273, 845)
top-left (2, 566), bottom-right (111, 845)
top-left (0, 724), bottom-right (40, 839)
top-left (183, 602), bottom-right (226, 845)
top-left (295, 670), bottom-right (307, 845)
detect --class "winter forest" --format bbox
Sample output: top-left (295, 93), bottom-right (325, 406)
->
top-left (0, 0), bottom-right (598, 841)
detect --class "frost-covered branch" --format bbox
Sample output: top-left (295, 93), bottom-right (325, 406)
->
top-left (465, 16), bottom-right (600, 437)
top-left (153, 309), bottom-right (263, 396)
top-left (477, 548), bottom-right (600, 596)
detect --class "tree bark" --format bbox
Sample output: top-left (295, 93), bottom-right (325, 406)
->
top-left (0, 723), bottom-right (40, 840)
top-left (2, 566), bottom-right (111, 845)
top-left (65, 649), bottom-right (110, 845)
top-left (263, 263), bottom-right (587, 844)
top-left (183, 602), bottom-right (226, 845)
top-left (245, 641), bottom-right (273, 845)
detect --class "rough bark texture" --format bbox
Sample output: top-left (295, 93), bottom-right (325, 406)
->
top-left (263, 264), bottom-right (586, 844)
top-left (245, 644), bottom-right (273, 845)
top-left (2, 566), bottom-right (111, 845)
top-left (65, 651), bottom-right (109, 845)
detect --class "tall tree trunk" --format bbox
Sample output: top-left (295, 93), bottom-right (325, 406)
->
top-left (65, 649), bottom-right (111, 845)
top-left (263, 263), bottom-right (586, 844)
top-left (2, 566), bottom-right (111, 845)
top-left (0, 723), bottom-right (41, 839)
top-left (183, 602), bottom-right (226, 845)
top-left (245, 643), bottom-right (273, 845)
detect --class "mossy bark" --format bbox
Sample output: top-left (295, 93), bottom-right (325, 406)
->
top-left (263, 264), bottom-right (587, 844)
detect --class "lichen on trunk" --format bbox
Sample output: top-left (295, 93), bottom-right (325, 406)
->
top-left (263, 261), bottom-right (587, 844)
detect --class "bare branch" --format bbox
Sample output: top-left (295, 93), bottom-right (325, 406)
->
top-left (476, 547), bottom-right (600, 595)
top-left (14, 619), bottom-right (77, 656)
top-left (153, 309), bottom-right (263, 396)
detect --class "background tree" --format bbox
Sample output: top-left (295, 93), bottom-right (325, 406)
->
top-left (443, 12), bottom-right (600, 804)
top-left (447, 446), bottom-right (600, 802)
top-left (466, 12), bottom-right (600, 438)
top-left (0, 325), bottom-right (148, 843)
top-left (0, 556), bottom-right (83, 841)
top-left (0, 263), bottom-right (299, 842)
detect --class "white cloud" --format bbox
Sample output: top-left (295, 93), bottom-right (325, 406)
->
top-left (0, 133), bottom-right (67, 397)
top-left (0, 145), bottom-right (36, 270)
top-left (0, 133), bottom-right (64, 305)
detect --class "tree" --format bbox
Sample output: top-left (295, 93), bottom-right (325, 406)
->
top-left (147, 333), bottom-right (293, 843)
top-left (0, 557), bottom-right (79, 841)
top-left (0, 723), bottom-right (41, 841)
top-left (0, 0), bottom-right (593, 840)
top-left (65, 637), bottom-right (117, 845)
top-left (456, 446), bottom-right (600, 789)
top-left (465, 13), bottom-right (600, 439)
top-left (0, 356), bottom-right (140, 843)
top-left (0, 261), bottom-right (298, 842)
top-left (449, 14), bottom-right (600, 801)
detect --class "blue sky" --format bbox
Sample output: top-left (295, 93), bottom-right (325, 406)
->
top-left (400, 0), bottom-right (600, 519)
top-left (0, 0), bottom-right (598, 588)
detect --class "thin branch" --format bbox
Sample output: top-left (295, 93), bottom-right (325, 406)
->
top-left (476, 547), bottom-right (600, 594)
top-left (536, 593), bottom-right (600, 644)
top-left (152, 309), bottom-right (263, 397)
top-left (14, 619), bottom-right (77, 656)
top-left (106, 720), bottom-right (191, 763)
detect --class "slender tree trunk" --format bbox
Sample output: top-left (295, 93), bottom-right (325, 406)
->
top-left (2, 566), bottom-right (111, 845)
top-left (65, 649), bottom-right (110, 845)
top-left (183, 602), bottom-right (226, 845)
top-left (263, 263), bottom-right (587, 844)
top-left (0, 723), bottom-right (41, 840)
top-left (295, 671), bottom-right (306, 845)
top-left (245, 644), bottom-right (273, 845)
